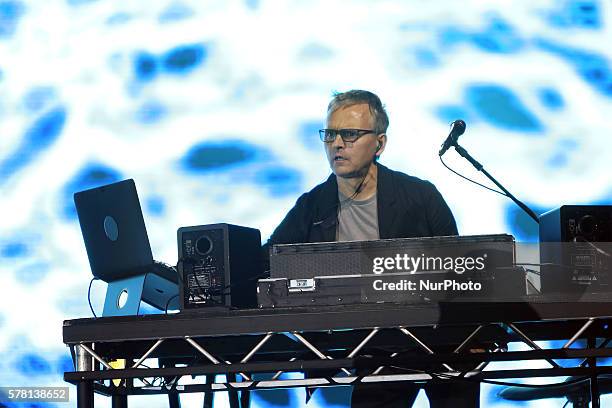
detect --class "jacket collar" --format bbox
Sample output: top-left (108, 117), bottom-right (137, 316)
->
top-left (313, 173), bottom-right (339, 233)
top-left (376, 163), bottom-right (399, 239)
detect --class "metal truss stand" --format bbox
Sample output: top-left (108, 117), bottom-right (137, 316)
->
top-left (64, 304), bottom-right (612, 407)
top-left (75, 343), bottom-right (94, 408)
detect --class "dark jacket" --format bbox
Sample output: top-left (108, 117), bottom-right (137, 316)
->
top-left (267, 162), bottom-right (458, 246)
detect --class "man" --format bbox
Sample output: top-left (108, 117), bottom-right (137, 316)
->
top-left (267, 90), bottom-right (479, 407)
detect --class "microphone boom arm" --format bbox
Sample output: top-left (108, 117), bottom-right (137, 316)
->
top-left (453, 144), bottom-right (540, 224)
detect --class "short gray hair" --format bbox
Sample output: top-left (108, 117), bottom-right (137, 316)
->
top-left (327, 90), bottom-right (389, 134)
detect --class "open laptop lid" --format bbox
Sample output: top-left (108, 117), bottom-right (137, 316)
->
top-left (74, 179), bottom-right (156, 283)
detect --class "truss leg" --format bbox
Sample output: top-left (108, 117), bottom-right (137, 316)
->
top-left (228, 373), bottom-right (240, 408)
top-left (168, 393), bottom-right (180, 408)
top-left (76, 344), bottom-right (94, 408)
top-left (77, 381), bottom-right (94, 408)
top-left (240, 389), bottom-right (250, 408)
top-left (112, 394), bottom-right (127, 408)
top-left (203, 375), bottom-right (214, 408)
top-left (588, 336), bottom-right (600, 408)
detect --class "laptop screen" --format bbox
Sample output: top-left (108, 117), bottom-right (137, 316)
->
top-left (74, 179), bottom-right (156, 282)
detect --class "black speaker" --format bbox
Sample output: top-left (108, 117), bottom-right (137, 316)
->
top-left (177, 223), bottom-right (262, 310)
top-left (539, 205), bottom-right (612, 294)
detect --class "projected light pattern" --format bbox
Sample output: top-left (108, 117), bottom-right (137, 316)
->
top-left (0, 1), bottom-right (610, 407)
top-left (181, 141), bottom-right (262, 173)
top-left (465, 84), bottom-right (544, 133)
top-left (0, 106), bottom-right (68, 179)
top-left (0, 0), bottom-right (23, 38)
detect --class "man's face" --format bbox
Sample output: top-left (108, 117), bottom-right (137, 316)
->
top-left (325, 103), bottom-right (381, 178)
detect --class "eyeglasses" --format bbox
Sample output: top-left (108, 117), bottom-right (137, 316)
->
top-left (319, 128), bottom-right (376, 143)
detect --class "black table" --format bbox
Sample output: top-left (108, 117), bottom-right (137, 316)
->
top-left (63, 298), bottom-right (612, 408)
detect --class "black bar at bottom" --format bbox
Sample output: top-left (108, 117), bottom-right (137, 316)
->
top-left (168, 393), bottom-right (180, 408)
top-left (65, 348), bottom-right (612, 384)
top-left (588, 337), bottom-right (600, 408)
top-left (74, 366), bottom-right (612, 397)
top-left (203, 374), bottom-right (214, 408)
top-left (77, 381), bottom-right (94, 408)
top-left (112, 394), bottom-right (127, 408)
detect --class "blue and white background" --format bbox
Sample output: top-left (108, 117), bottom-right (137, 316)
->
top-left (0, 0), bottom-right (611, 406)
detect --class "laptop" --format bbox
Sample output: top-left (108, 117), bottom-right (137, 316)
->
top-left (74, 179), bottom-right (178, 315)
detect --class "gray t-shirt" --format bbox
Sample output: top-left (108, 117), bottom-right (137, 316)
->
top-left (336, 190), bottom-right (380, 241)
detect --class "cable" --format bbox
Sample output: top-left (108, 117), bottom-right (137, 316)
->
top-left (203, 271), bottom-right (270, 310)
top-left (88, 277), bottom-right (100, 318)
top-left (387, 365), bottom-right (593, 389)
top-left (179, 257), bottom-right (226, 306)
top-left (176, 257), bottom-right (220, 305)
top-left (312, 170), bottom-right (371, 227)
top-left (217, 271), bottom-right (270, 295)
top-left (574, 236), bottom-right (612, 258)
top-left (157, 356), bottom-right (201, 388)
top-left (165, 294), bottom-right (180, 314)
top-left (430, 370), bottom-right (592, 389)
top-left (439, 155), bottom-right (507, 196)
top-left (176, 256), bottom-right (268, 308)
top-left (154, 260), bottom-right (181, 283)
top-left (134, 363), bottom-right (162, 387)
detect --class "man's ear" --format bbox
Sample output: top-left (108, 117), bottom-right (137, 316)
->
top-left (375, 134), bottom-right (387, 157)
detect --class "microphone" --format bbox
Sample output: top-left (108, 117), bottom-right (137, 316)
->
top-left (438, 119), bottom-right (466, 156)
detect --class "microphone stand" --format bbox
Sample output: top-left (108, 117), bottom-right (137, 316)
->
top-left (452, 143), bottom-right (540, 224)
